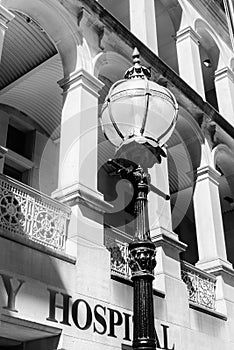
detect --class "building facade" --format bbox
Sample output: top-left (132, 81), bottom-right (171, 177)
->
top-left (0, 0), bottom-right (234, 349)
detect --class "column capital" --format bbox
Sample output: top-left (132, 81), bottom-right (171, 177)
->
top-left (58, 69), bottom-right (104, 97)
top-left (176, 26), bottom-right (200, 45)
top-left (215, 66), bottom-right (234, 84)
top-left (196, 165), bottom-right (221, 185)
top-left (152, 226), bottom-right (187, 253)
top-left (0, 5), bottom-right (14, 30)
top-left (52, 181), bottom-right (112, 214)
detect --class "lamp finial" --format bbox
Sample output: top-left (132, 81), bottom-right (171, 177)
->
top-left (124, 48), bottom-right (151, 80)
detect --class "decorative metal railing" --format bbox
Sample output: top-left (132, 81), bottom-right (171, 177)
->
top-left (181, 261), bottom-right (216, 310)
top-left (104, 225), bottom-right (131, 278)
top-left (104, 228), bottom-right (217, 309)
top-left (0, 174), bottom-right (70, 250)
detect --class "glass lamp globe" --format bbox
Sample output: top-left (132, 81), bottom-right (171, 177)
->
top-left (100, 48), bottom-right (178, 167)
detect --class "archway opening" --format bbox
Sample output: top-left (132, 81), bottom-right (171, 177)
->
top-left (155, 0), bottom-right (182, 73)
top-left (168, 110), bottom-right (202, 265)
top-left (196, 22), bottom-right (220, 110)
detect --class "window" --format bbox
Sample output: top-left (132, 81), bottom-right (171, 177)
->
top-left (2, 122), bottom-right (35, 184)
top-left (6, 125), bottom-right (34, 160)
top-left (3, 163), bottom-right (24, 182)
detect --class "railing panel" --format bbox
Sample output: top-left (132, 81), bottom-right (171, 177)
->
top-left (104, 225), bottom-right (131, 279)
top-left (181, 261), bottom-right (216, 310)
top-left (0, 174), bottom-right (70, 250)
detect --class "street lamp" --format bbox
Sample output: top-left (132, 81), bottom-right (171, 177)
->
top-left (100, 48), bottom-right (178, 350)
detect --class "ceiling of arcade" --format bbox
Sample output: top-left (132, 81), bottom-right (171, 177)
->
top-left (0, 11), bottom-right (63, 140)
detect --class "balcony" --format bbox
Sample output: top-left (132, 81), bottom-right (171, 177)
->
top-left (0, 174), bottom-right (71, 251)
top-left (181, 261), bottom-right (216, 310)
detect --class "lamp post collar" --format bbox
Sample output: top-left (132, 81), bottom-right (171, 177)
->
top-left (124, 48), bottom-right (151, 80)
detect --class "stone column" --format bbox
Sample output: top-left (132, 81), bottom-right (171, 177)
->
top-left (194, 165), bottom-right (232, 270)
top-left (53, 69), bottom-right (112, 301)
top-left (56, 69), bottom-right (104, 193)
top-left (148, 155), bottom-right (172, 236)
top-left (215, 67), bottom-right (234, 126)
top-left (176, 26), bottom-right (205, 98)
top-left (149, 156), bottom-right (189, 328)
top-left (129, 0), bottom-right (158, 54)
top-left (0, 5), bottom-right (14, 61)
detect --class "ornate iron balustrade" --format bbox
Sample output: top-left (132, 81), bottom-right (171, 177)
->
top-left (104, 225), bottom-right (131, 279)
top-left (0, 174), bottom-right (71, 250)
top-left (181, 261), bottom-right (216, 310)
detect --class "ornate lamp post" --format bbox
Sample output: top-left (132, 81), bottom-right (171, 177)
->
top-left (100, 48), bottom-right (178, 350)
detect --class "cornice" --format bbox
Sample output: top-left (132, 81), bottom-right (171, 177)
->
top-left (215, 67), bottom-right (234, 84)
top-left (58, 69), bottom-right (104, 97)
top-left (195, 165), bottom-right (221, 185)
top-left (176, 26), bottom-right (201, 45)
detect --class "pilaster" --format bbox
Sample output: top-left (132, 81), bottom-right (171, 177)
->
top-left (176, 26), bottom-right (205, 98)
top-left (149, 154), bottom-right (188, 324)
top-left (153, 227), bottom-right (189, 327)
top-left (0, 5), bottom-right (14, 61)
top-left (129, 0), bottom-right (158, 54)
top-left (53, 69), bottom-right (112, 301)
top-left (215, 67), bottom-right (234, 127)
top-left (194, 165), bottom-right (232, 271)
top-left (57, 69), bottom-right (104, 193)
top-left (148, 153), bottom-right (172, 235)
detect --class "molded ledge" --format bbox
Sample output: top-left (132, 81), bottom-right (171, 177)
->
top-left (189, 302), bottom-right (227, 321)
top-left (0, 228), bottom-right (76, 264)
top-left (0, 313), bottom-right (62, 336)
top-left (111, 273), bottom-right (166, 299)
top-left (152, 227), bottom-right (187, 253)
top-left (53, 182), bottom-right (113, 214)
top-left (196, 258), bottom-right (234, 276)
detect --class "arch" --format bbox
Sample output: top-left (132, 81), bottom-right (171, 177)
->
top-left (159, 0), bottom-right (183, 33)
top-left (212, 143), bottom-right (234, 204)
top-left (93, 51), bottom-right (131, 82)
top-left (2, 0), bottom-right (92, 76)
top-left (194, 18), bottom-right (223, 110)
top-left (230, 57), bottom-right (234, 71)
top-left (194, 18), bottom-right (225, 69)
top-left (155, 0), bottom-right (183, 73)
top-left (213, 144), bottom-right (234, 178)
